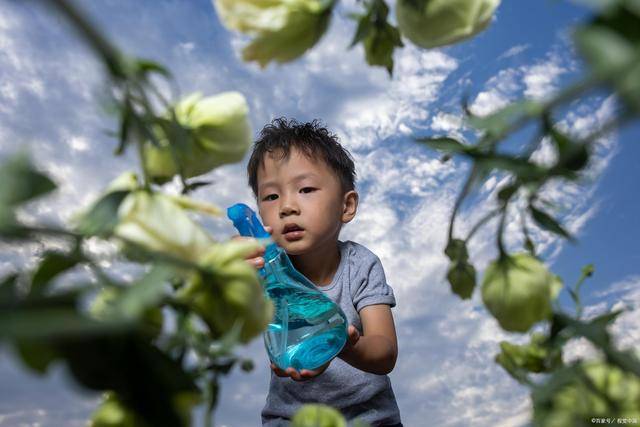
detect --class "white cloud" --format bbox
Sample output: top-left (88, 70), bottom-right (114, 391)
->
top-left (564, 274), bottom-right (640, 363)
top-left (469, 44), bottom-right (574, 116)
top-left (0, 2), bottom-right (631, 427)
top-left (430, 112), bottom-right (465, 137)
top-left (498, 44), bottom-right (530, 60)
top-left (469, 68), bottom-right (518, 116)
top-left (522, 59), bottom-right (566, 100)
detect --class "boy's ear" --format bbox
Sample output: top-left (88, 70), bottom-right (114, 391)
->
top-left (341, 190), bottom-right (358, 224)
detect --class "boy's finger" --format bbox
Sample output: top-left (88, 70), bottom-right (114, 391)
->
top-left (349, 325), bottom-right (360, 342)
top-left (247, 256), bottom-right (265, 268)
top-left (241, 245), bottom-right (265, 261)
top-left (287, 369), bottom-right (303, 381)
top-left (264, 225), bottom-right (273, 234)
top-left (299, 369), bottom-right (315, 378)
top-left (287, 368), bottom-right (309, 382)
top-left (271, 363), bottom-right (288, 377)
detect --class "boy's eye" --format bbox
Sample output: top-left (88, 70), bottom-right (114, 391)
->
top-left (261, 188), bottom-right (314, 201)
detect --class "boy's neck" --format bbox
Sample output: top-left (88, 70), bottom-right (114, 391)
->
top-left (289, 240), bottom-right (341, 287)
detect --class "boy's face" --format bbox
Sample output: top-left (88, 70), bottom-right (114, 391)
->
top-left (256, 147), bottom-right (354, 255)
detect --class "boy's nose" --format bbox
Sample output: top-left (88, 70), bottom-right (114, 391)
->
top-left (279, 200), bottom-right (300, 218)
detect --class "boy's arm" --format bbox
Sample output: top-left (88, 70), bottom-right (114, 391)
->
top-left (338, 304), bottom-right (398, 375)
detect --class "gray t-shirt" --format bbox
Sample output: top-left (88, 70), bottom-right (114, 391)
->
top-left (262, 240), bottom-right (401, 426)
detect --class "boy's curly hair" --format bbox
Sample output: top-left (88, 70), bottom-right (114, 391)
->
top-left (247, 118), bottom-right (356, 198)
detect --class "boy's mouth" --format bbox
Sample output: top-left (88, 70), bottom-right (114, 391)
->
top-left (282, 223), bottom-right (305, 241)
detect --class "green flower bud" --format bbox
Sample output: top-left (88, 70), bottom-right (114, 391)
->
top-left (533, 361), bottom-right (640, 426)
top-left (291, 404), bottom-right (347, 427)
top-left (496, 332), bottom-right (562, 381)
top-left (114, 190), bottom-right (214, 263)
top-left (90, 391), bottom-right (198, 427)
top-left (104, 171), bottom-right (140, 193)
top-left (198, 239), bottom-right (263, 268)
top-left (177, 240), bottom-right (273, 343)
top-left (89, 287), bottom-right (119, 321)
top-left (396, 0), bottom-right (500, 49)
top-left (143, 92), bottom-right (251, 184)
top-left (90, 393), bottom-right (144, 427)
top-left (481, 253), bottom-right (562, 333)
top-left (182, 276), bottom-right (273, 344)
top-left (213, 0), bottom-right (335, 67)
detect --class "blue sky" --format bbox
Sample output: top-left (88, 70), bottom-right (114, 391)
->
top-left (1, 0), bottom-right (639, 426)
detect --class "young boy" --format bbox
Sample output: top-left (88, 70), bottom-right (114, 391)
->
top-left (243, 118), bottom-right (402, 427)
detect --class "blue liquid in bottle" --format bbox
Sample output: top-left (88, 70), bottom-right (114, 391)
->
top-left (227, 203), bottom-right (348, 371)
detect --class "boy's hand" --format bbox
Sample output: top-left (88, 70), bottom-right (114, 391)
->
top-left (269, 325), bottom-right (360, 381)
top-left (339, 325), bottom-right (360, 358)
top-left (233, 225), bottom-right (273, 269)
top-left (270, 361), bottom-right (330, 382)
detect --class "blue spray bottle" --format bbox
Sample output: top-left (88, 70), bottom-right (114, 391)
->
top-left (227, 203), bottom-right (348, 371)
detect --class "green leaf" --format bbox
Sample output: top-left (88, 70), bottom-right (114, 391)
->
top-left (444, 238), bottom-right (469, 262)
top-left (115, 101), bottom-right (133, 156)
top-left (476, 155), bottom-right (548, 183)
top-left (110, 264), bottom-right (174, 319)
top-left (240, 358), bottom-right (254, 372)
top-left (60, 333), bottom-right (198, 427)
top-left (589, 308), bottom-right (625, 328)
top-left (214, 317), bottom-right (246, 357)
top-left (0, 307), bottom-right (132, 339)
top-left (14, 339), bottom-right (59, 374)
top-left (466, 99), bottom-right (544, 139)
top-left (529, 205), bottom-right (575, 241)
top-left (31, 252), bottom-right (80, 296)
top-left (549, 128), bottom-right (591, 173)
top-left (524, 236), bottom-right (536, 257)
top-left (0, 208), bottom-right (18, 233)
top-left (210, 358), bottom-right (236, 375)
top-left (350, 0), bottom-right (403, 75)
top-left (497, 184), bottom-right (519, 203)
top-left (446, 260), bottom-right (476, 300)
top-left (0, 273), bottom-right (18, 302)
top-left (0, 153), bottom-right (56, 206)
top-left (76, 190), bottom-right (130, 237)
top-left (575, 15), bottom-right (640, 111)
top-left (181, 180), bottom-right (213, 194)
top-left (575, 25), bottom-right (635, 73)
top-left (349, 12), bottom-right (373, 48)
top-left (496, 333), bottom-right (562, 384)
top-left (416, 137), bottom-right (473, 155)
top-left (363, 22), bottom-right (403, 75)
top-left (582, 263), bottom-right (595, 277)
top-left (206, 378), bottom-right (220, 415)
top-left (135, 59), bottom-right (171, 78)
top-left (553, 313), bottom-right (640, 377)
top-left (593, 3), bottom-right (640, 48)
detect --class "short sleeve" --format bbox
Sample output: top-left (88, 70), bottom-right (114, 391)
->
top-left (351, 254), bottom-right (396, 312)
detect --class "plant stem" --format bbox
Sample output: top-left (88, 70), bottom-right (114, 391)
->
top-left (497, 205), bottom-right (508, 258)
top-left (465, 208), bottom-right (501, 242)
top-left (136, 140), bottom-right (151, 191)
top-left (448, 164), bottom-right (478, 241)
top-left (45, 0), bottom-right (127, 79)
